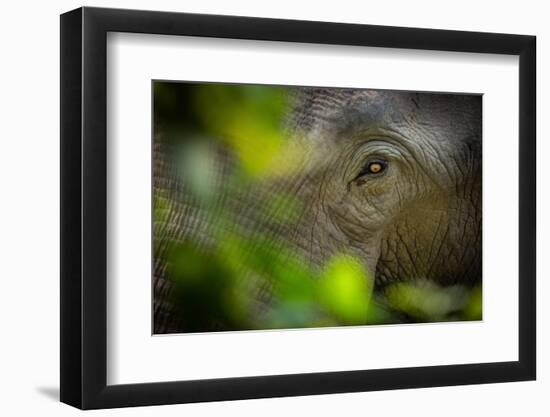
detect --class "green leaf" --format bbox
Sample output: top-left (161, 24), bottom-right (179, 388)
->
top-left (317, 254), bottom-right (373, 325)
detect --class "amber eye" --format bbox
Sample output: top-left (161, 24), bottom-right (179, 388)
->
top-left (368, 162), bottom-right (383, 173)
top-left (358, 159), bottom-right (388, 178)
top-left (352, 159), bottom-right (388, 186)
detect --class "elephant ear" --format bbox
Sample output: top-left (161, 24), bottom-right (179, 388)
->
top-left (152, 132), bottom-right (238, 333)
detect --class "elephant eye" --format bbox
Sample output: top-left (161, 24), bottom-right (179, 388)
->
top-left (367, 161), bottom-right (384, 174)
top-left (358, 159), bottom-right (388, 178)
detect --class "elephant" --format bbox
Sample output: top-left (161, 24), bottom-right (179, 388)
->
top-left (153, 85), bottom-right (482, 334)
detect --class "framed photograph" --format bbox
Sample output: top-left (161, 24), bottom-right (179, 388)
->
top-left (60, 6), bottom-right (536, 409)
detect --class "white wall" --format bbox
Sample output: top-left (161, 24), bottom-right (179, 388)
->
top-left (0, 0), bottom-right (546, 415)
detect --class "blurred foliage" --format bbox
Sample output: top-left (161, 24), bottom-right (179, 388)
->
top-left (194, 84), bottom-right (287, 176)
top-left (384, 281), bottom-right (481, 322)
top-left (318, 255), bottom-right (372, 325)
top-left (153, 81), bottom-right (482, 333)
top-left (155, 82), bottom-right (300, 178)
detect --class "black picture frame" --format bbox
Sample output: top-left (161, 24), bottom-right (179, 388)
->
top-left (60, 6), bottom-right (536, 410)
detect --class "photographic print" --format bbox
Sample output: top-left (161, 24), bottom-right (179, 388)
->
top-left (153, 81), bottom-right (482, 334)
top-left (61, 9), bottom-right (536, 407)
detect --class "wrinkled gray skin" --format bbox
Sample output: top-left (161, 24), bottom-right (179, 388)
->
top-left (153, 88), bottom-right (482, 333)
